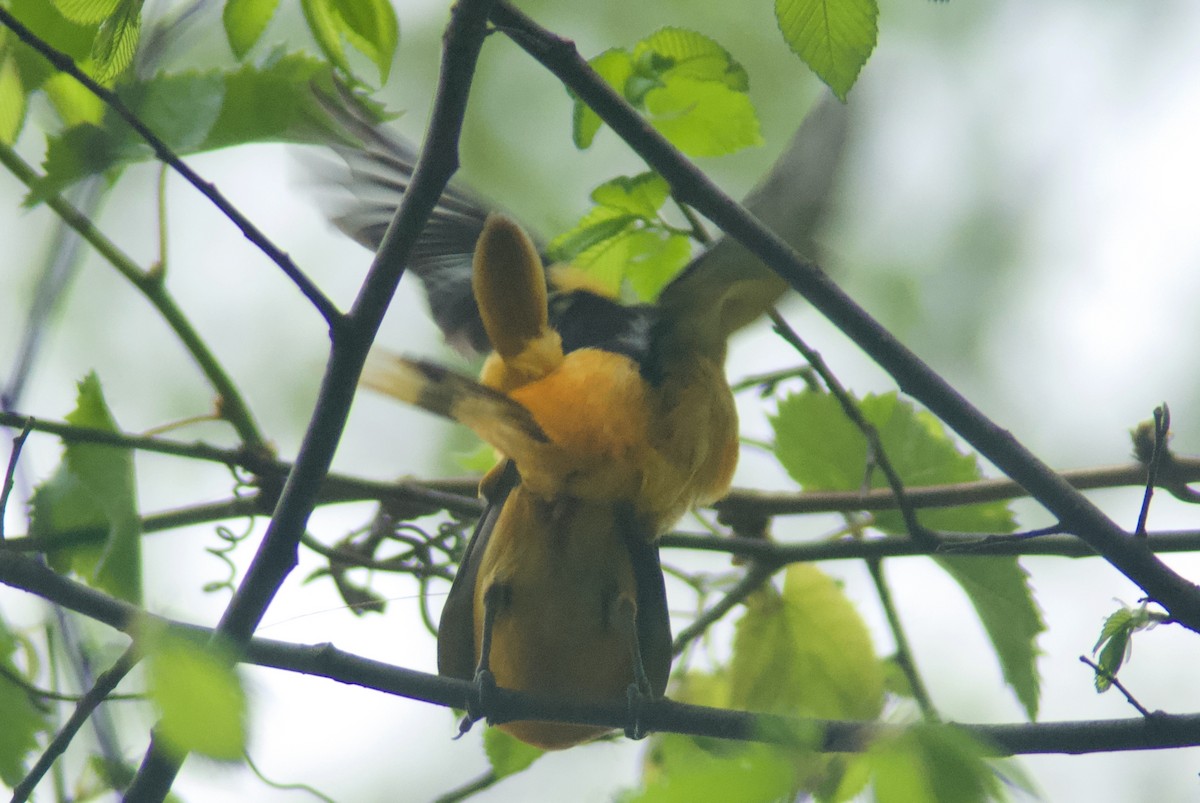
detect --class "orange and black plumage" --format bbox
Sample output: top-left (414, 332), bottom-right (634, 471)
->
top-left (320, 92), bottom-right (848, 748)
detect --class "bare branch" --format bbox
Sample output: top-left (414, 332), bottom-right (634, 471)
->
top-left (10, 647), bottom-right (139, 803)
top-left (5, 548), bottom-right (1200, 758)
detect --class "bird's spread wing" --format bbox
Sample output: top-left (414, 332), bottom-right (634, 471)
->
top-left (313, 89), bottom-right (850, 367)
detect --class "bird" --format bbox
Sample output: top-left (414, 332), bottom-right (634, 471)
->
top-left (316, 88), bottom-right (849, 748)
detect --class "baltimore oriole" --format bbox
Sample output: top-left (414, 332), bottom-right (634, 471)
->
top-left (320, 91), bottom-right (849, 748)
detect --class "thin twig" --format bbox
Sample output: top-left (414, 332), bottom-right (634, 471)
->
top-left (0, 7), bottom-right (343, 330)
top-left (867, 558), bottom-right (938, 721)
top-left (434, 770), bottom-right (500, 803)
top-left (672, 561), bottom-right (778, 656)
top-left (10, 646), bottom-right (140, 803)
top-left (0, 663), bottom-right (142, 706)
top-left (768, 309), bottom-right (936, 546)
top-left (1079, 655), bottom-right (1153, 718)
top-left (1135, 404), bottom-right (1170, 537)
top-left (0, 419), bottom-right (32, 540)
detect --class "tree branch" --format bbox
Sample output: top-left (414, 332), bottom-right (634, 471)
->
top-left (4, 549), bottom-right (1200, 759)
top-left (122, 1), bottom-right (502, 798)
top-left (10, 646), bottom-right (139, 803)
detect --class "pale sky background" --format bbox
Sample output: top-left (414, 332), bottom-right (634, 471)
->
top-left (2, 0), bottom-right (1200, 801)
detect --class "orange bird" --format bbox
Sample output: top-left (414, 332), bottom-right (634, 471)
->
top-left (322, 93), bottom-right (848, 748)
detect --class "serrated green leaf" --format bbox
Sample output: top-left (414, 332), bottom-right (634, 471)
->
top-left (38, 54), bottom-right (339, 194)
top-left (632, 27), bottom-right (749, 91)
top-left (121, 70), bottom-right (225, 151)
top-left (301, 0), bottom-right (350, 76)
top-left (770, 391), bottom-right (1016, 535)
top-left (0, 622), bottom-right (53, 787)
top-left (52, 0), bottom-right (121, 25)
top-left (644, 76), bottom-right (762, 157)
top-left (547, 207), bottom-right (638, 264)
top-left (731, 564), bottom-right (883, 720)
top-left (483, 728), bottom-right (543, 779)
top-left (223, 0), bottom-right (280, 59)
top-left (1090, 604), bottom-right (1164, 693)
top-left (91, 0), bottom-right (141, 83)
top-left (935, 557), bottom-right (1043, 719)
top-left (1094, 629), bottom-right (1129, 692)
top-left (775, 0), bottom-right (878, 101)
top-left (0, 50), bottom-right (24, 144)
top-left (328, 0), bottom-right (398, 85)
top-left (29, 373), bottom-right (141, 603)
top-left (146, 633), bottom-right (247, 760)
top-left (590, 172), bottom-right (671, 218)
top-left (770, 390), bottom-right (1041, 718)
top-left (563, 225), bottom-right (690, 299)
top-left (1093, 608), bottom-right (1135, 653)
top-left (301, 0), bottom-right (396, 85)
top-left (869, 724), bottom-right (1002, 803)
top-left (8, 0), bottom-right (97, 94)
top-left (573, 48), bottom-right (635, 149)
top-left (198, 53), bottom-right (340, 149)
top-left (771, 390), bottom-right (865, 490)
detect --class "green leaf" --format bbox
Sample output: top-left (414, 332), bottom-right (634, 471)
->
top-left (622, 229), bottom-right (692, 301)
top-left (573, 48), bottom-right (635, 149)
top-left (731, 563), bottom-right (883, 720)
top-left (728, 565), bottom-right (882, 798)
top-left (302, 0), bottom-right (350, 76)
top-left (52, 0), bottom-right (121, 25)
top-left (301, 0), bottom-right (397, 85)
top-left (567, 226), bottom-right (690, 299)
top-left (30, 373), bottom-right (142, 603)
top-left (199, 52), bottom-right (337, 149)
top-left (547, 206), bottom-right (639, 264)
top-left (935, 557), bottom-right (1043, 719)
top-left (591, 172), bottom-right (671, 218)
top-left (1091, 603), bottom-right (1164, 692)
top-left (329, 0), bottom-right (398, 85)
top-left (483, 728), bottom-right (543, 779)
top-left (0, 621), bottom-right (53, 787)
top-left (644, 76), bottom-right (762, 157)
top-left (91, 0), bottom-right (142, 83)
top-left (628, 735), bottom-right (799, 803)
top-left (7, 0), bottom-right (97, 94)
top-left (869, 724), bottom-right (1003, 803)
top-left (771, 391), bottom-right (1016, 535)
top-left (770, 391), bottom-right (1043, 718)
top-left (42, 71), bottom-right (106, 126)
top-left (632, 27), bottom-right (749, 91)
top-left (146, 632), bottom-right (247, 761)
top-left (39, 54), bottom-right (340, 194)
top-left (775, 0), bottom-right (878, 101)
top-left (223, 0), bottom-right (281, 59)
top-left (40, 70), bottom-right (225, 193)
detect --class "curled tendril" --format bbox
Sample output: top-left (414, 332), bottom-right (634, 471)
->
top-left (203, 468), bottom-right (258, 594)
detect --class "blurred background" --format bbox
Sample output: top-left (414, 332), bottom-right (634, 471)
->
top-left (2, 0), bottom-right (1200, 800)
